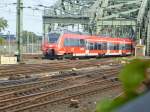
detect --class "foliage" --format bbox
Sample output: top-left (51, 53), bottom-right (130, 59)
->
top-left (22, 31), bottom-right (40, 44)
top-left (0, 18), bottom-right (8, 32)
top-left (96, 59), bottom-right (150, 112)
top-left (0, 37), bottom-right (5, 45)
top-left (120, 59), bottom-right (150, 94)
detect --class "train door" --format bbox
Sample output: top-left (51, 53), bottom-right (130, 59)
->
top-left (114, 44), bottom-right (120, 54)
top-left (88, 42), bottom-right (95, 56)
top-left (74, 39), bottom-right (86, 56)
top-left (119, 43), bottom-right (122, 54)
top-left (121, 41), bottom-right (126, 55)
top-left (102, 42), bottom-right (107, 55)
top-left (107, 43), bottom-right (110, 55)
top-left (85, 40), bottom-right (90, 56)
top-left (108, 42), bottom-right (120, 55)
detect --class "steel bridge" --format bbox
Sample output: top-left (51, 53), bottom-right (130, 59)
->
top-left (43, 0), bottom-right (150, 55)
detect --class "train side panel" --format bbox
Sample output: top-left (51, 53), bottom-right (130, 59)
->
top-left (42, 32), bottom-right (134, 58)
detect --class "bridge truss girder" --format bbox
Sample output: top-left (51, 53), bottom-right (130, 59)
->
top-left (43, 0), bottom-right (96, 33)
top-left (43, 0), bottom-right (150, 40)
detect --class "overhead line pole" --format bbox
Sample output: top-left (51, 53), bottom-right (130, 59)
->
top-left (16, 0), bottom-right (23, 62)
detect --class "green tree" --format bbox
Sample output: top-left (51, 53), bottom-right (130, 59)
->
top-left (0, 18), bottom-right (8, 32)
top-left (22, 31), bottom-right (39, 44)
top-left (0, 37), bottom-right (5, 45)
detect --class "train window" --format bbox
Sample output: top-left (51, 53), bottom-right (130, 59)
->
top-left (125, 44), bottom-right (128, 50)
top-left (72, 39), bottom-right (79, 46)
top-left (64, 38), bottom-right (70, 46)
top-left (119, 44), bottom-right (122, 50)
top-left (64, 38), bottom-right (80, 47)
top-left (108, 43), bottom-right (119, 50)
top-left (130, 45), bottom-right (132, 50)
top-left (125, 44), bottom-right (131, 50)
top-left (108, 43), bottom-right (114, 50)
top-left (120, 44), bottom-right (125, 50)
top-left (114, 45), bottom-right (117, 50)
top-left (102, 43), bottom-right (107, 50)
top-left (88, 42), bottom-right (94, 50)
top-left (90, 43), bottom-right (94, 50)
top-left (94, 43), bottom-right (98, 50)
top-left (97, 43), bottom-right (102, 50)
top-left (79, 39), bottom-right (85, 46)
top-left (114, 44), bottom-right (119, 50)
top-left (131, 44), bottom-right (133, 49)
top-left (48, 33), bottom-right (60, 43)
top-left (117, 44), bottom-right (119, 50)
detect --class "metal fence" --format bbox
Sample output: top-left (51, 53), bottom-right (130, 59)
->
top-left (0, 43), bottom-right (42, 56)
top-left (22, 43), bottom-right (42, 54)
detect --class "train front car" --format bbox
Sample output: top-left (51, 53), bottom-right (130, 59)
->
top-left (42, 32), bottom-right (61, 59)
top-left (42, 31), bottom-right (135, 59)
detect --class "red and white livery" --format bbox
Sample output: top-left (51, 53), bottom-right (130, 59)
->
top-left (42, 31), bottom-right (134, 59)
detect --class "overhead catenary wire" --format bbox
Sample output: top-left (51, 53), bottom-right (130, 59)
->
top-left (0, 0), bottom-right (89, 16)
top-left (0, 0), bottom-right (59, 34)
top-left (0, 0), bottom-right (83, 21)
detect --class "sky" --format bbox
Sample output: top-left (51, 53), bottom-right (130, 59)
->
top-left (0, 0), bottom-right (57, 35)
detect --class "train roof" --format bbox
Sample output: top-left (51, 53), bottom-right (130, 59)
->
top-left (87, 36), bottom-right (133, 40)
top-left (86, 36), bottom-right (133, 44)
top-left (63, 33), bottom-right (133, 41)
top-left (48, 30), bottom-right (133, 42)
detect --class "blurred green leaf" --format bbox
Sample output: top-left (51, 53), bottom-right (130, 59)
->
top-left (96, 59), bottom-right (150, 112)
top-left (96, 97), bottom-right (127, 112)
top-left (119, 59), bottom-right (150, 94)
top-left (96, 98), bottom-right (112, 112)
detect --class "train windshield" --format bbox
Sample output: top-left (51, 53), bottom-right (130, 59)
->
top-left (48, 33), bottom-right (60, 43)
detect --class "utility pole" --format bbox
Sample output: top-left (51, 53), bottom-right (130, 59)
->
top-left (16, 0), bottom-right (23, 62)
top-left (8, 31), bottom-right (11, 55)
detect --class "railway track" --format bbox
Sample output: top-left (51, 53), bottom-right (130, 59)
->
top-left (0, 66), bottom-right (121, 112)
top-left (0, 59), bottom-right (122, 112)
top-left (0, 58), bottom-right (119, 78)
top-left (0, 66), bottom-right (120, 94)
top-left (0, 66), bottom-right (120, 99)
top-left (0, 78), bottom-right (120, 112)
top-left (1, 83), bottom-right (121, 112)
top-left (0, 78), bottom-right (39, 86)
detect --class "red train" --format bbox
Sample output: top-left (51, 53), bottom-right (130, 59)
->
top-left (42, 31), bottom-right (134, 59)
